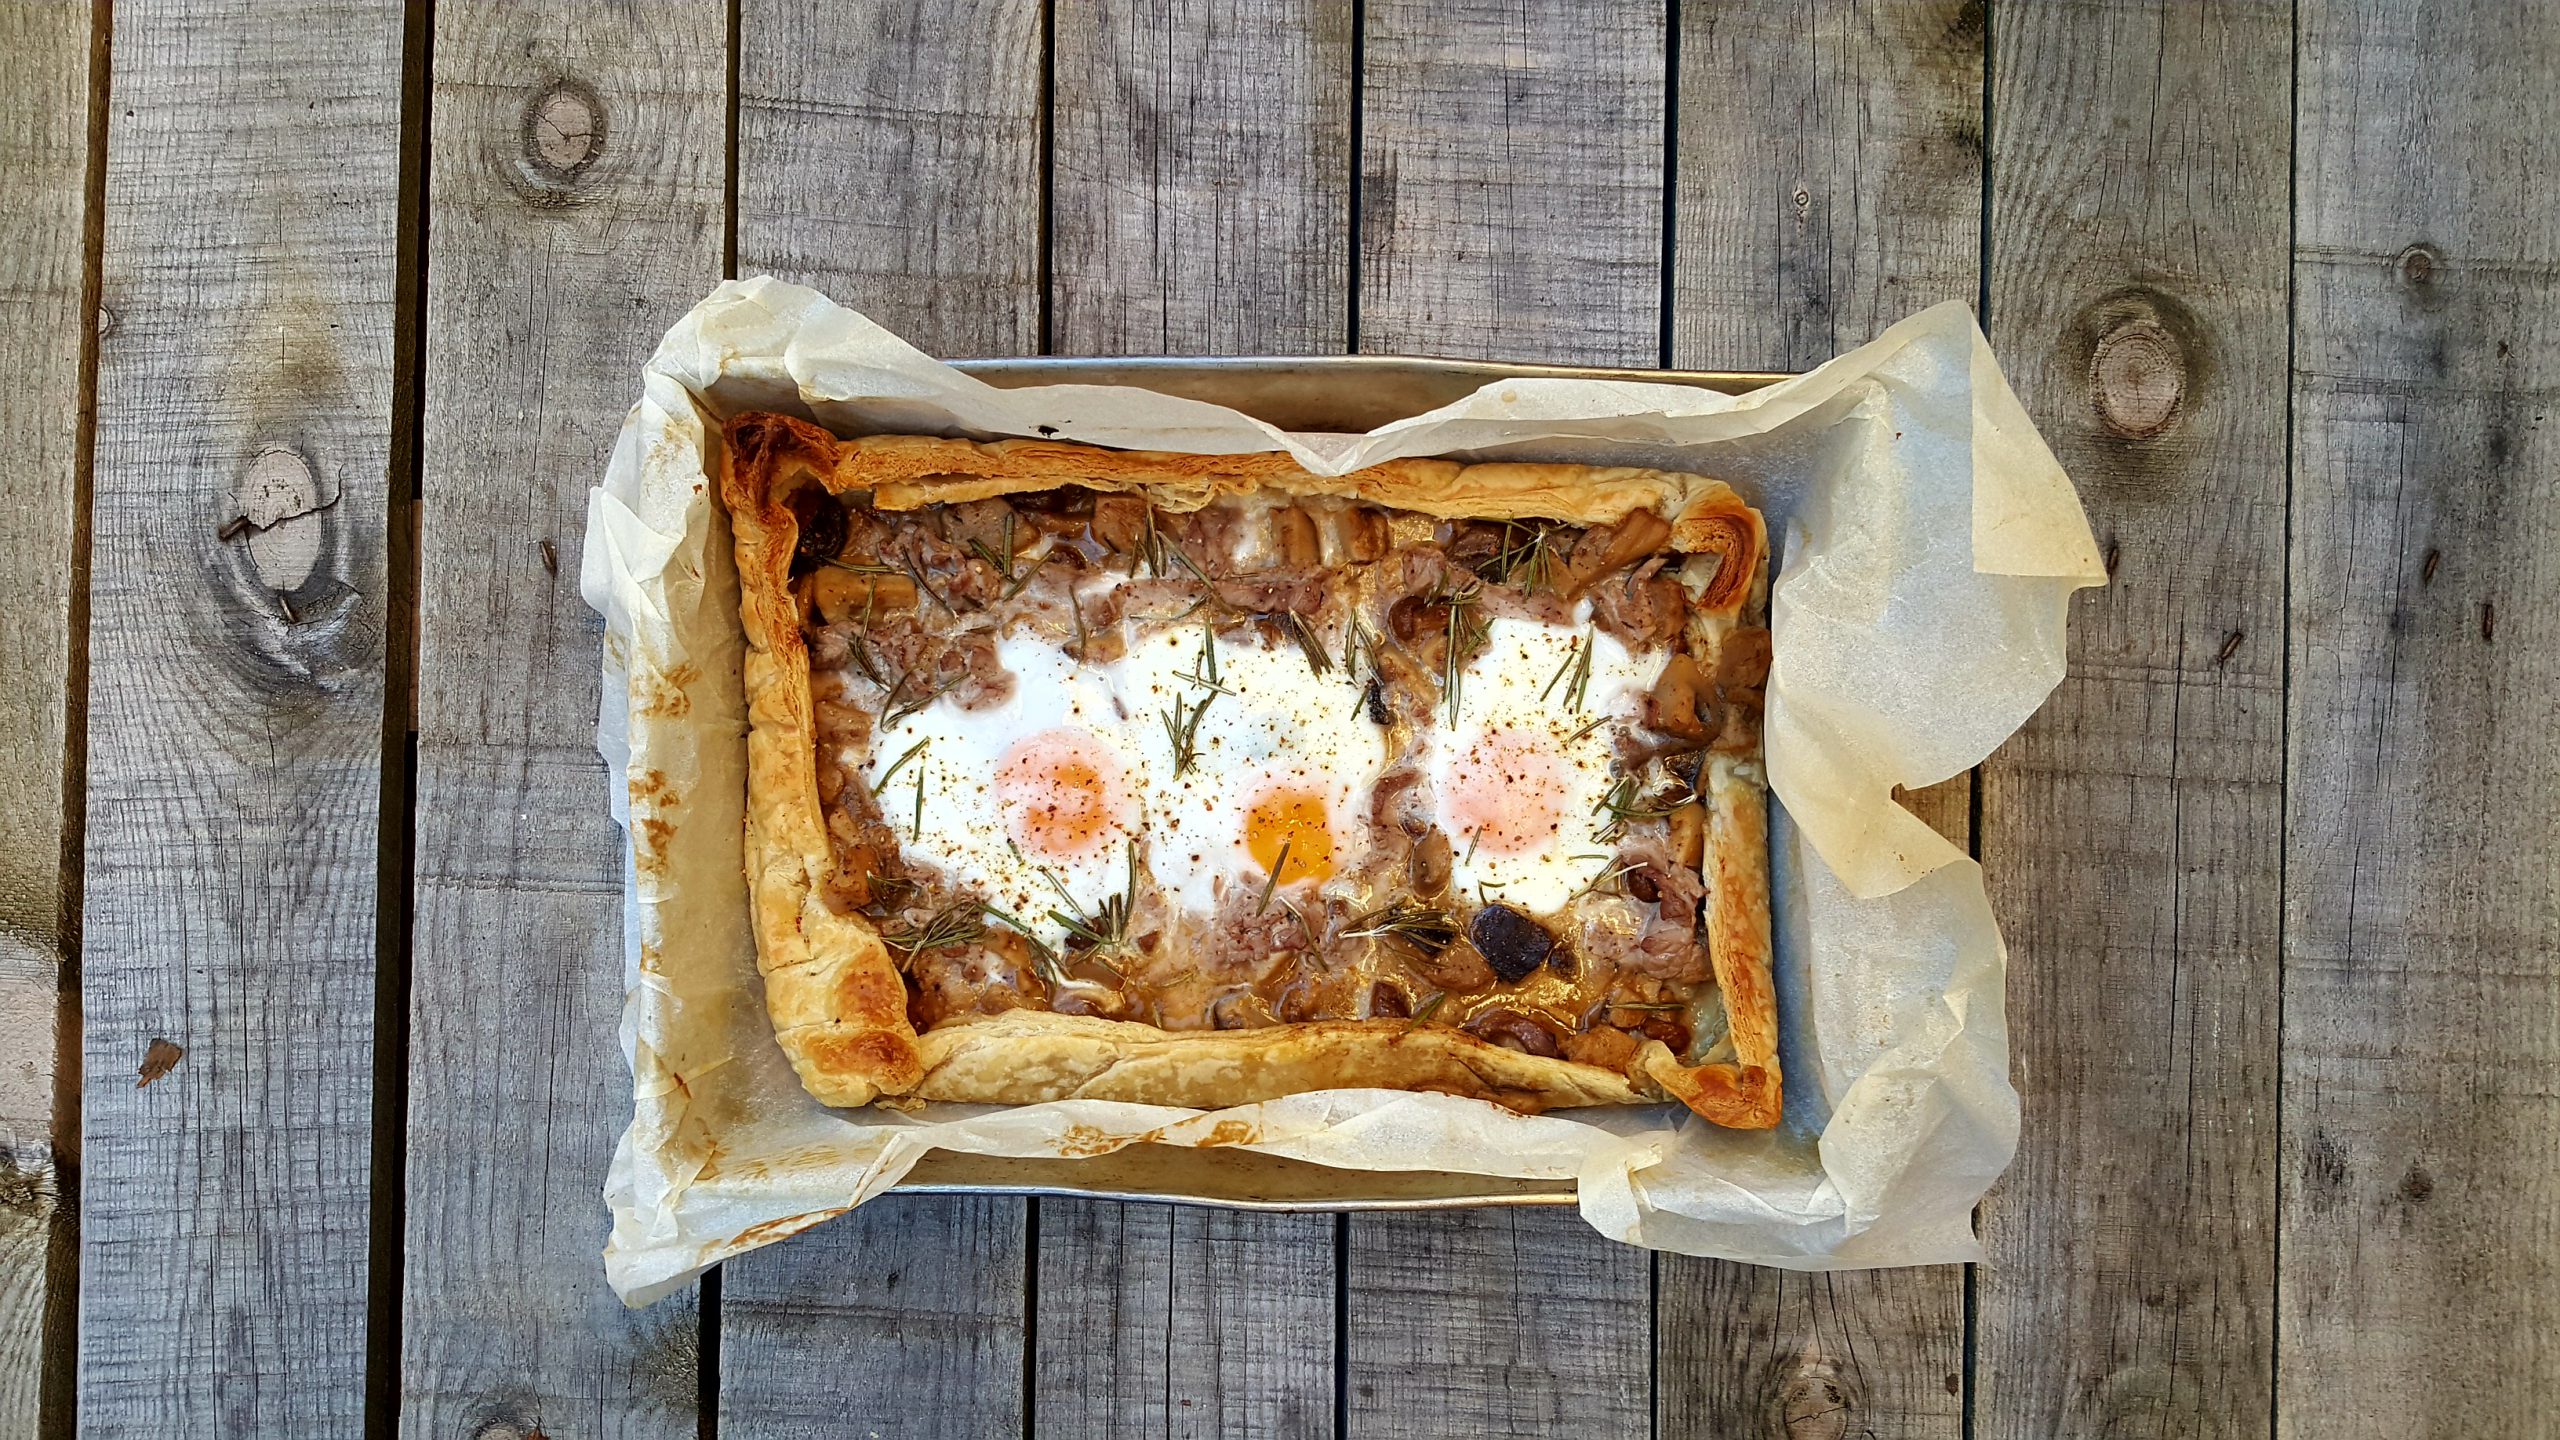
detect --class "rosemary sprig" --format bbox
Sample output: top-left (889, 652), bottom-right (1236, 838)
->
top-left (879, 902), bottom-right (984, 964)
top-left (1613, 1000), bottom-right (1689, 1013)
top-left (1566, 714), bottom-right (1610, 746)
top-left (1405, 991), bottom-right (1450, 1032)
top-left (1462, 825), bottom-right (1483, 866)
top-left (1540, 628), bottom-right (1597, 711)
top-left (880, 669), bottom-right (966, 730)
top-left (1340, 611), bottom-right (1373, 679)
top-left (1568, 860), bottom-right (1640, 905)
top-left (898, 544), bottom-right (953, 615)
top-left (1492, 521), bottom-right (1565, 595)
top-left (1173, 621), bottom-right (1233, 695)
top-left (1256, 837), bottom-right (1293, 914)
top-left (1593, 773), bottom-right (1696, 844)
top-left (978, 903), bottom-right (1067, 987)
top-left (1279, 896), bottom-right (1321, 950)
top-left (1276, 610), bottom-right (1332, 675)
top-left (1160, 689), bottom-right (1215, 775)
top-left (874, 736), bottom-right (930, 789)
top-left (1038, 839), bottom-right (1141, 955)
top-left (1440, 582), bottom-right (1488, 727)
top-left (1069, 588), bottom-right (1089, 662)
top-left (910, 765), bottom-right (926, 840)
top-left (822, 558), bottom-right (902, 576)
top-left (965, 538), bottom-right (1013, 585)
top-left (845, 625), bottom-right (887, 688)
top-left (1343, 901), bottom-right (1460, 952)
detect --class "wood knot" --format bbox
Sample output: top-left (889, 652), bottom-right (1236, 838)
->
top-left (1776, 1368), bottom-right (1853, 1440)
top-left (2395, 243), bottom-right (2440, 287)
top-left (520, 78), bottom-right (605, 193)
top-left (2063, 286), bottom-right (2211, 464)
top-left (2090, 318), bottom-right (2185, 440)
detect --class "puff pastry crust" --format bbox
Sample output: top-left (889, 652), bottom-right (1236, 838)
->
top-left (717, 411), bottom-right (1781, 1127)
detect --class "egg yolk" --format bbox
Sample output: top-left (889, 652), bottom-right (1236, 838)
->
top-left (997, 728), bottom-right (1127, 858)
top-left (1244, 786), bottom-right (1334, 884)
top-left (1439, 727), bottom-right (1569, 857)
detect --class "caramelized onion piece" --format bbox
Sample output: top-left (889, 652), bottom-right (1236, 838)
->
top-left (1340, 506), bottom-right (1392, 562)
top-left (1408, 829), bottom-right (1453, 896)
top-left (1647, 654), bottom-right (1715, 740)
top-left (1469, 1008), bottom-right (1562, 1058)
top-left (1274, 504), bottom-right (1322, 567)
top-left (1668, 801), bottom-right (1707, 871)
top-left (1090, 494), bottom-right (1150, 554)
top-left (809, 566), bottom-right (919, 624)
top-left (1368, 982), bottom-right (1411, 1020)
top-left (1562, 1025), bottom-right (1641, 1071)
top-left (1567, 509), bottom-right (1673, 592)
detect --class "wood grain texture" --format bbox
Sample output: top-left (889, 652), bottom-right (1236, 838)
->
top-left (398, 5), bottom-right (726, 1436)
top-left (1034, 1204), bottom-right (1335, 1440)
top-left (722, 4), bottom-right (1042, 1433)
top-left (1346, 4), bottom-right (1661, 1434)
top-left (79, 1), bottom-right (403, 1432)
top-left (1051, 0), bottom-right (1354, 354)
top-left (737, 0), bottom-right (1044, 354)
top-left (2283, 5), bottom-right (2560, 1436)
top-left (1040, 4), bottom-right (1347, 1434)
top-left (0, 1), bottom-right (93, 1431)
top-left (1672, 0), bottom-right (1985, 371)
top-left (717, 1195), bottom-right (1027, 1440)
top-left (1976, 2), bottom-right (2292, 1436)
top-left (1661, 9), bottom-right (1980, 1431)
top-left (1357, 0), bottom-right (1665, 363)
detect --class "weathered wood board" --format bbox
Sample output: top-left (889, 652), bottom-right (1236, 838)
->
top-left (2282, 3), bottom-right (2560, 1436)
top-left (79, 1), bottom-right (405, 1432)
top-left (1976, 2), bottom-right (2293, 1436)
top-left (398, 4), bottom-right (728, 1435)
top-left (0, 1), bottom-right (95, 1432)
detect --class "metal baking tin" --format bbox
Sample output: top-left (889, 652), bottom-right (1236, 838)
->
top-left (888, 353), bottom-right (1787, 1213)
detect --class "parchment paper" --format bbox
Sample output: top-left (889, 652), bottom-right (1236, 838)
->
top-left (583, 277), bottom-right (2104, 1306)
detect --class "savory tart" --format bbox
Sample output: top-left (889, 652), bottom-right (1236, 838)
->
top-left (718, 411), bottom-right (1780, 1127)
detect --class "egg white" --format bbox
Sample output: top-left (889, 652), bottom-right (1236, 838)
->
top-left (1113, 620), bottom-right (1390, 918)
top-left (861, 632), bottom-right (1144, 947)
top-left (1428, 607), bottom-right (1659, 913)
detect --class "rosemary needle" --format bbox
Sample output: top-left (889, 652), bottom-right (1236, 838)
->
top-left (1256, 837), bottom-right (1293, 914)
top-left (1405, 992), bottom-right (1450, 1032)
top-left (875, 736), bottom-right (930, 789)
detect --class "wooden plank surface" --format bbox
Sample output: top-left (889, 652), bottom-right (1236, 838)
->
top-left (1975, 2), bottom-right (2293, 1436)
top-left (78, 1), bottom-right (405, 1432)
top-left (735, 0), bottom-right (1044, 353)
top-left (719, 4), bottom-right (1042, 1434)
top-left (1346, 3), bottom-right (1663, 1433)
top-left (0, 1), bottom-right (94, 1431)
top-left (2282, 5), bottom-right (2560, 1436)
top-left (1658, 5), bottom-right (1981, 1435)
top-left (1036, 3), bottom-right (1350, 1434)
top-left (1355, 0), bottom-right (1665, 364)
top-left (1051, 0), bottom-right (1354, 357)
top-left (397, 5), bottom-right (727, 1436)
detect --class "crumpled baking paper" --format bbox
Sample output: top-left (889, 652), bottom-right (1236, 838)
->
top-left (583, 276), bottom-right (2103, 1306)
